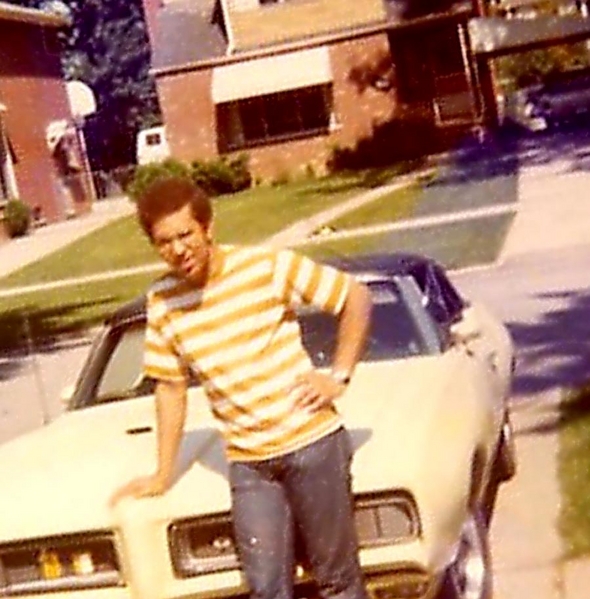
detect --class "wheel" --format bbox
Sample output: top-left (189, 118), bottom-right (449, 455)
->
top-left (482, 414), bottom-right (517, 525)
top-left (439, 511), bottom-right (492, 599)
top-left (496, 415), bottom-right (517, 483)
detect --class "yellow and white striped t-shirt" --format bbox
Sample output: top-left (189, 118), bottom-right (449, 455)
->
top-left (144, 245), bottom-right (351, 461)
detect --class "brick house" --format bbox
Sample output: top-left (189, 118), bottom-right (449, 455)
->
top-left (143, 0), bottom-right (499, 181)
top-left (0, 1), bottom-right (92, 234)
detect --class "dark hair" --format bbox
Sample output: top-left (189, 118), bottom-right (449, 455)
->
top-left (135, 175), bottom-right (213, 239)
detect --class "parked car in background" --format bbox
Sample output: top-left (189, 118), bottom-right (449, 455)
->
top-left (136, 125), bottom-right (170, 165)
top-left (504, 68), bottom-right (590, 132)
top-left (502, 84), bottom-right (548, 132)
top-left (535, 68), bottom-right (590, 128)
top-left (0, 253), bottom-right (516, 599)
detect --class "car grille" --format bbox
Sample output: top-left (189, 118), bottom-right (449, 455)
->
top-left (169, 491), bottom-right (420, 578)
top-left (0, 531), bottom-right (123, 595)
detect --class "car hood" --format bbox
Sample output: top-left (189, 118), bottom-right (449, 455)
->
top-left (0, 354), bottom-right (463, 540)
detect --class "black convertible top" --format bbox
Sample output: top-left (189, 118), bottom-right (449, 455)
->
top-left (107, 252), bottom-right (463, 327)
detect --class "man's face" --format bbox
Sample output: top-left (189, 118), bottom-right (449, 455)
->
top-left (151, 203), bottom-right (212, 286)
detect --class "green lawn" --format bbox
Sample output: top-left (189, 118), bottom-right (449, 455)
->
top-left (326, 186), bottom-right (417, 230)
top-left (302, 213), bottom-right (515, 270)
top-left (0, 272), bottom-right (158, 348)
top-left (0, 166), bottom-right (414, 290)
top-left (0, 216), bottom-right (160, 290)
top-left (559, 383), bottom-right (590, 559)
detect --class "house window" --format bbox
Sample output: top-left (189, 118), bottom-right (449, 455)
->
top-left (217, 85), bottom-right (332, 151)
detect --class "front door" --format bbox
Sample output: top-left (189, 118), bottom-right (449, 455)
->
top-left (430, 24), bottom-right (482, 126)
top-left (389, 22), bottom-right (483, 126)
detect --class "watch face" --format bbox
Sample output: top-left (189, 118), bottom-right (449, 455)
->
top-left (332, 371), bottom-right (351, 385)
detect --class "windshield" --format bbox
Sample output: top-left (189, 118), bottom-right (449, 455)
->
top-left (73, 280), bottom-right (431, 409)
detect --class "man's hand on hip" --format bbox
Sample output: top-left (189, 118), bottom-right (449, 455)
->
top-left (291, 370), bottom-right (346, 411)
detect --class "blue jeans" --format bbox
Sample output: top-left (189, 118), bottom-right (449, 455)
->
top-left (229, 428), bottom-right (367, 599)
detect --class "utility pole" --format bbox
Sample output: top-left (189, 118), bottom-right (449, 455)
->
top-left (23, 313), bottom-right (50, 426)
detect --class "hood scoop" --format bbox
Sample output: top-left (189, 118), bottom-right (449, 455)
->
top-left (126, 425), bottom-right (153, 435)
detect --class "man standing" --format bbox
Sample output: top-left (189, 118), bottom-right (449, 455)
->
top-left (111, 175), bottom-right (372, 599)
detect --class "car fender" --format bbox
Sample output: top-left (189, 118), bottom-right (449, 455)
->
top-left (409, 350), bottom-right (494, 570)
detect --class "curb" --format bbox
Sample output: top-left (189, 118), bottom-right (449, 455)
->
top-left (292, 203), bottom-right (518, 247)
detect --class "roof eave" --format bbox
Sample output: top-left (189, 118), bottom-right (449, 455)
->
top-left (151, 8), bottom-right (473, 77)
top-left (0, 2), bottom-right (71, 27)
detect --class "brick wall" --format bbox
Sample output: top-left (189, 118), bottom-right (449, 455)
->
top-left (0, 21), bottom-right (88, 222)
top-left (229, 0), bottom-right (386, 50)
top-left (233, 35), bottom-right (398, 180)
top-left (157, 34), bottom-right (399, 181)
top-left (156, 69), bottom-right (218, 163)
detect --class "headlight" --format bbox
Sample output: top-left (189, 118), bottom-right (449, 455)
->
top-left (169, 492), bottom-right (420, 579)
top-left (169, 515), bottom-right (239, 578)
top-left (354, 491), bottom-right (420, 547)
top-left (0, 532), bottom-right (123, 595)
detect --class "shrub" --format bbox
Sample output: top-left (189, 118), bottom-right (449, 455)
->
top-left (3, 199), bottom-right (31, 238)
top-left (126, 155), bottom-right (252, 201)
top-left (191, 159), bottom-right (235, 196)
top-left (126, 159), bottom-right (192, 201)
top-left (270, 171), bottom-right (290, 187)
top-left (110, 164), bottom-right (137, 193)
top-left (190, 154), bottom-right (252, 196)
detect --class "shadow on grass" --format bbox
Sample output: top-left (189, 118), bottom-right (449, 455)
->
top-left (0, 297), bottom-right (114, 355)
top-left (560, 384), bottom-right (590, 429)
top-left (291, 159), bottom-right (428, 201)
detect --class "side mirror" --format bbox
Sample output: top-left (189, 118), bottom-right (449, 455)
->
top-left (450, 311), bottom-right (482, 345)
top-left (60, 383), bottom-right (76, 407)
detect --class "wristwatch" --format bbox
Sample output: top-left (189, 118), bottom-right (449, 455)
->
top-left (331, 369), bottom-right (351, 386)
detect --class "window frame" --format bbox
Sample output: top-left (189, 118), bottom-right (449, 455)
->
top-left (217, 84), bottom-right (333, 151)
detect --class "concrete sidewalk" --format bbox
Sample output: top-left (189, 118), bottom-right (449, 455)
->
top-left (0, 195), bottom-right (135, 280)
top-left (495, 148), bottom-right (590, 599)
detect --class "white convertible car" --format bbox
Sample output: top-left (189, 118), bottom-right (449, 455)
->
top-left (0, 253), bottom-right (516, 599)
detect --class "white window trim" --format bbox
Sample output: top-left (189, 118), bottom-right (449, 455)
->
top-left (0, 108), bottom-right (18, 201)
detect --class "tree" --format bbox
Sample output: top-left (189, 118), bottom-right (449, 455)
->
top-left (488, 0), bottom-right (590, 90)
top-left (495, 43), bottom-right (590, 90)
top-left (10, 0), bottom-right (160, 171)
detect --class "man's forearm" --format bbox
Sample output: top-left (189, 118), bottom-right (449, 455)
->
top-left (154, 380), bottom-right (188, 489)
top-left (332, 279), bottom-right (372, 377)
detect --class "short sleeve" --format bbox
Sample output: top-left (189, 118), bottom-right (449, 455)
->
top-left (273, 249), bottom-right (351, 315)
top-left (144, 295), bottom-right (186, 382)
